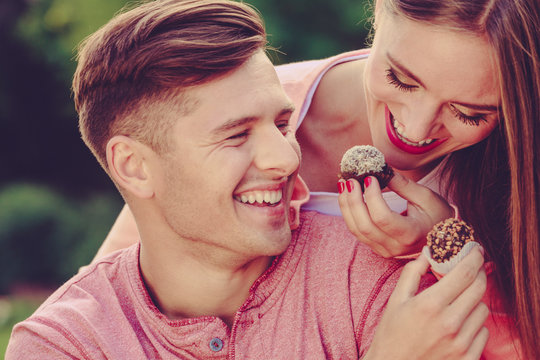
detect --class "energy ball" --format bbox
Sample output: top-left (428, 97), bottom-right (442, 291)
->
top-left (426, 218), bottom-right (475, 263)
top-left (339, 145), bottom-right (394, 190)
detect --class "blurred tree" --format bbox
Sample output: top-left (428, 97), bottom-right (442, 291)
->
top-left (0, 0), bottom-right (128, 196)
top-left (250, 0), bottom-right (373, 63)
top-left (0, 184), bottom-right (122, 294)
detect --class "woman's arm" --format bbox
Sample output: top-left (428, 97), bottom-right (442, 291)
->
top-left (92, 204), bottom-right (140, 263)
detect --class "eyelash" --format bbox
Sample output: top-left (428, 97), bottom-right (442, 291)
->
top-left (227, 131), bottom-right (249, 140)
top-left (385, 68), bottom-right (488, 127)
top-left (385, 68), bottom-right (416, 92)
top-left (449, 105), bottom-right (487, 126)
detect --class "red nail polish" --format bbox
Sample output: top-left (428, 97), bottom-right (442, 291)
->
top-left (346, 180), bottom-right (354, 193)
top-left (364, 177), bottom-right (372, 188)
top-left (338, 182), bottom-right (345, 194)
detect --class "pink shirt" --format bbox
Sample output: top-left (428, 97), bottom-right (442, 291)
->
top-left (6, 211), bottom-right (436, 359)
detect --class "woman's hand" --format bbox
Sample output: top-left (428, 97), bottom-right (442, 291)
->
top-left (338, 172), bottom-right (454, 257)
top-left (363, 247), bottom-right (489, 360)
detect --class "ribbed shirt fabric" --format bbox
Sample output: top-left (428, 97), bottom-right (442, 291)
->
top-left (6, 211), bottom-right (434, 359)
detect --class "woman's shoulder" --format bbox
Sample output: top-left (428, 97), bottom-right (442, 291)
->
top-left (275, 49), bottom-right (370, 85)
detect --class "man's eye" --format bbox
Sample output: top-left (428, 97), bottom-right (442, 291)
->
top-left (226, 131), bottom-right (249, 141)
top-left (276, 122), bottom-right (291, 134)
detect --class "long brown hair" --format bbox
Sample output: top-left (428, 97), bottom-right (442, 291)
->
top-left (383, 0), bottom-right (540, 358)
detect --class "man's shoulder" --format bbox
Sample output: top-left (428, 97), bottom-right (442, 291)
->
top-left (295, 210), bottom-right (403, 269)
top-left (6, 246), bottom-right (137, 358)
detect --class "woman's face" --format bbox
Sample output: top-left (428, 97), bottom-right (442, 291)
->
top-left (364, 11), bottom-right (500, 174)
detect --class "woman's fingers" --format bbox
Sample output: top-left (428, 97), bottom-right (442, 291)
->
top-left (463, 326), bottom-right (489, 360)
top-left (365, 251), bottom-right (489, 360)
top-left (388, 254), bottom-right (431, 304)
top-left (452, 303), bottom-right (490, 357)
top-left (387, 172), bottom-right (454, 221)
top-left (423, 247), bottom-right (485, 305)
top-left (446, 266), bottom-right (487, 323)
top-left (339, 179), bottom-right (397, 256)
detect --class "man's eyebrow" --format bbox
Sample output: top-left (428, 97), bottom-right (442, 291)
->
top-left (387, 52), bottom-right (426, 88)
top-left (211, 116), bottom-right (257, 137)
top-left (211, 105), bottom-right (296, 136)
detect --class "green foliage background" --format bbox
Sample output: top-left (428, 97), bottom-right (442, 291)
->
top-left (0, 0), bottom-right (373, 292)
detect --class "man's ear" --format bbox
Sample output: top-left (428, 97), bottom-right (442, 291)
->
top-left (106, 135), bottom-right (154, 199)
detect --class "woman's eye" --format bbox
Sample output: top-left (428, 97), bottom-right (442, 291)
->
top-left (449, 105), bottom-right (488, 126)
top-left (385, 68), bottom-right (417, 92)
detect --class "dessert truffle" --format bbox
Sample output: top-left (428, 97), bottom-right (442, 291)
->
top-left (426, 218), bottom-right (475, 263)
top-left (339, 145), bottom-right (394, 190)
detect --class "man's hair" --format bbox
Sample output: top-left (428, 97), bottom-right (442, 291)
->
top-left (73, 0), bottom-right (267, 171)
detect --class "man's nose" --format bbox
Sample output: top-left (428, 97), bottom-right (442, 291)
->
top-left (253, 126), bottom-right (300, 177)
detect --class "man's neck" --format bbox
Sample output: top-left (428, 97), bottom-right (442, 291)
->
top-left (139, 241), bottom-right (273, 328)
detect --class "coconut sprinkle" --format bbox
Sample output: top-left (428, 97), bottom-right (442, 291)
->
top-left (340, 145), bottom-right (386, 175)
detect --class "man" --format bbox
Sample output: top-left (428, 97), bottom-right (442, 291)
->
top-left (6, 1), bottom-right (487, 358)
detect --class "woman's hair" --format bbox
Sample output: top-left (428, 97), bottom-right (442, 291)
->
top-left (383, 0), bottom-right (539, 358)
top-left (72, 0), bottom-right (267, 171)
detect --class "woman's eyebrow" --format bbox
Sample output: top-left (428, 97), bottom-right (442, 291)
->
top-left (387, 52), bottom-right (499, 112)
top-left (387, 52), bottom-right (426, 87)
top-left (452, 101), bottom-right (499, 112)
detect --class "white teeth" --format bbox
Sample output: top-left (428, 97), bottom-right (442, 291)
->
top-left (235, 190), bottom-right (282, 205)
top-left (392, 118), bottom-right (434, 147)
top-left (263, 191), bottom-right (272, 203)
top-left (255, 192), bottom-right (264, 203)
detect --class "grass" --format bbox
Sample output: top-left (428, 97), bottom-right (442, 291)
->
top-left (0, 295), bottom-right (47, 358)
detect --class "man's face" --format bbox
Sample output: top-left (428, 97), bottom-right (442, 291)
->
top-left (146, 51), bottom-right (300, 262)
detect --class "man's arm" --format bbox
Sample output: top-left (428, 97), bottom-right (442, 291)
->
top-left (6, 318), bottom-right (90, 360)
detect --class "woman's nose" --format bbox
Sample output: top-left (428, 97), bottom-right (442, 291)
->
top-left (398, 103), bottom-right (443, 142)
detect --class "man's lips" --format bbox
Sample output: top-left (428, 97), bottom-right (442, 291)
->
top-left (385, 105), bottom-right (445, 155)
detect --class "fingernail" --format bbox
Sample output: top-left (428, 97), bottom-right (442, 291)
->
top-left (364, 177), bottom-right (372, 188)
top-left (346, 180), bottom-right (354, 193)
top-left (337, 181), bottom-right (345, 194)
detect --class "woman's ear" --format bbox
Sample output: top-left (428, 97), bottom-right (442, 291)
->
top-left (106, 135), bottom-right (154, 199)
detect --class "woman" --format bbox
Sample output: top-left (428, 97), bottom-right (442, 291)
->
top-left (98, 0), bottom-right (539, 358)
